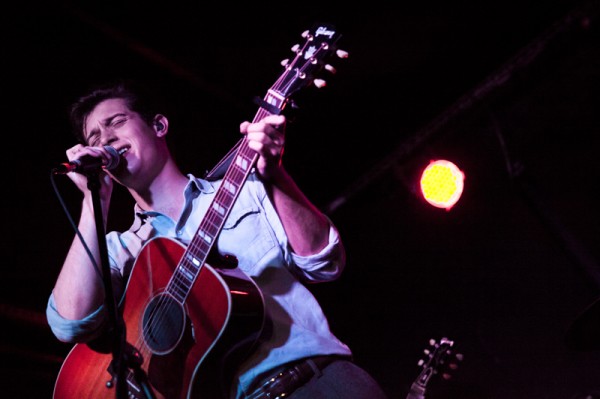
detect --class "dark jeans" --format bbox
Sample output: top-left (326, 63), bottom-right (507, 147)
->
top-left (289, 359), bottom-right (389, 399)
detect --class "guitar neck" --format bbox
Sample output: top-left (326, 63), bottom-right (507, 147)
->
top-left (405, 337), bottom-right (459, 399)
top-left (405, 367), bottom-right (429, 399)
top-left (163, 22), bottom-right (342, 305)
top-left (166, 95), bottom-right (283, 302)
top-left (406, 387), bottom-right (426, 399)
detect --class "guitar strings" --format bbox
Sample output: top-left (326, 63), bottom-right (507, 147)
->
top-left (131, 109), bottom-right (271, 364)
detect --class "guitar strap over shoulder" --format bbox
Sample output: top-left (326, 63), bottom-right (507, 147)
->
top-left (204, 138), bottom-right (244, 181)
top-left (204, 95), bottom-right (284, 182)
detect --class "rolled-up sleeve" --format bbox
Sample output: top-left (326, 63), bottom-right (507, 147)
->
top-left (250, 174), bottom-right (347, 283)
top-left (46, 293), bottom-right (107, 343)
top-left (290, 224), bottom-right (346, 282)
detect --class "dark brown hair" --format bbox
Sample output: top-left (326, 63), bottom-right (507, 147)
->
top-left (69, 79), bottom-right (161, 144)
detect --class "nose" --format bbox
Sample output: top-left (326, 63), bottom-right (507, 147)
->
top-left (100, 129), bottom-right (118, 147)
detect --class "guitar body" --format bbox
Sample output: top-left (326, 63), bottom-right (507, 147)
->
top-left (54, 237), bottom-right (265, 399)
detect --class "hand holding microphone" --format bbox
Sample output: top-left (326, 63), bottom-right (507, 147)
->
top-left (53, 146), bottom-right (121, 175)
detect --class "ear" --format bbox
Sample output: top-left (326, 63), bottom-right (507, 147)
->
top-left (153, 114), bottom-right (168, 137)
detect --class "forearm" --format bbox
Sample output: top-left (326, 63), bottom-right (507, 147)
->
top-left (52, 197), bottom-right (107, 320)
top-left (266, 168), bottom-right (330, 256)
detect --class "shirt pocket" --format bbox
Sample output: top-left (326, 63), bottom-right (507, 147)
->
top-left (218, 205), bottom-right (279, 274)
top-left (222, 206), bottom-right (259, 230)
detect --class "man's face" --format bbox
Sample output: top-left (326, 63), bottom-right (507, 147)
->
top-left (83, 98), bottom-right (163, 185)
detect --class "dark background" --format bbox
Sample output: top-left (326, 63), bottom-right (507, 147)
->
top-left (3, 1), bottom-right (600, 398)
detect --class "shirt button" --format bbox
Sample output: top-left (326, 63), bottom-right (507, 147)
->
top-left (176, 230), bottom-right (182, 236)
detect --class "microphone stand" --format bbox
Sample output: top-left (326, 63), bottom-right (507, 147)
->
top-left (85, 170), bottom-right (156, 399)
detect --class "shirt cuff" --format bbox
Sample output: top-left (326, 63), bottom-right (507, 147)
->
top-left (46, 293), bottom-right (106, 343)
top-left (290, 225), bottom-right (346, 282)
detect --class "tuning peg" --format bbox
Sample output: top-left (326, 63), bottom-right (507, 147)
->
top-left (324, 64), bottom-right (337, 74)
top-left (336, 49), bottom-right (349, 58)
top-left (280, 59), bottom-right (289, 67)
top-left (417, 359), bottom-right (425, 367)
top-left (291, 44), bottom-right (300, 53)
top-left (442, 373), bottom-right (453, 380)
top-left (301, 30), bottom-right (310, 38)
top-left (313, 79), bottom-right (326, 88)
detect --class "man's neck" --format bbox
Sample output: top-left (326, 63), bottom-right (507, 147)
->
top-left (131, 160), bottom-right (189, 220)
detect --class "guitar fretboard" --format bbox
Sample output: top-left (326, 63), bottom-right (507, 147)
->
top-left (160, 23), bottom-right (342, 304)
top-left (167, 101), bottom-right (283, 302)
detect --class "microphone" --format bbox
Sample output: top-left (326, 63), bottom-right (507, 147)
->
top-left (52, 146), bottom-right (121, 175)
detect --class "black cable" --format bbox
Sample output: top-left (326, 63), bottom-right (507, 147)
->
top-left (49, 171), bottom-right (105, 288)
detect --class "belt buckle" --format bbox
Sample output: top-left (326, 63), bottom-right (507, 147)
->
top-left (247, 360), bottom-right (315, 399)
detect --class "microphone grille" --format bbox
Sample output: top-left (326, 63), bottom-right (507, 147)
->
top-left (103, 146), bottom-right (121, 170)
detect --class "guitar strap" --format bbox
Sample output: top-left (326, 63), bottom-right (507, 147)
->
top-left (204, 96), bottom-right (283, 181)
top-left (204, 138), bottom-right (243, 181)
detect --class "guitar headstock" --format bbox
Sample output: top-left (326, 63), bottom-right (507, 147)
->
top-left (206, 23), bottom-right (347, 179)
top-left (417, 337), bottom-right (462, 382)
top-left (407, 337), bottom-right (463, 399)
top-left (267, 23), bottom-right (347, 111)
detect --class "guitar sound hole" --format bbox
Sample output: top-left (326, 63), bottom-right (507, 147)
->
top-left (142, 293), bottom-right (185, 355)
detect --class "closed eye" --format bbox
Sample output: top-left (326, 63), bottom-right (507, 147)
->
top-left (86, 132), bottom-right (100, 146)
top-left (112, 118), bottom-right (127, 127)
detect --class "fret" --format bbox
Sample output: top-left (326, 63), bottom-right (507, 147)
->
top-left (188, 238), bottom-right (211, 256)
top-left (222, 180), bottom-right (238, 196)
top-left (169, 283), bottom-right (187, 302)
top-left (214, 195), bottom-right (234, 209)
top-left (235, 154), bottom-right (250, 171)
top-left (229, 169), bottom-right (249, 187)
top-left (200, 219), bottom-right (222, 238)
top-left (266, 90), bottom-right (286, 107)
top-left (212, 201), bottom-right (226, 216)
top-left (197, 229), bottom-right (213, 245)
top-left (188, 253), bottom-right (201, 267)
top-left (216, 194), bottom-right (234, 210)
top-left (185, 241), bottom-right (200, 254)
top-left (178, 263), bottom-right (196, 281)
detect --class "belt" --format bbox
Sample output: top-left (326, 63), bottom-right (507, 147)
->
top-left (245, 355), bottom-right (346, 399)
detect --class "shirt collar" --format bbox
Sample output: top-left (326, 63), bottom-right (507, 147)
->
top-left (130, 173), bottom-right (215, 229)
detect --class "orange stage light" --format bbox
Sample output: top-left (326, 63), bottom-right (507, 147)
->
top-left (419, 160), bottom-right (465, 210)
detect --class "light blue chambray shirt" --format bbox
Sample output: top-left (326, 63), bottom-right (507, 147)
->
top-left (47, 173), bottom-right (351, 397)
